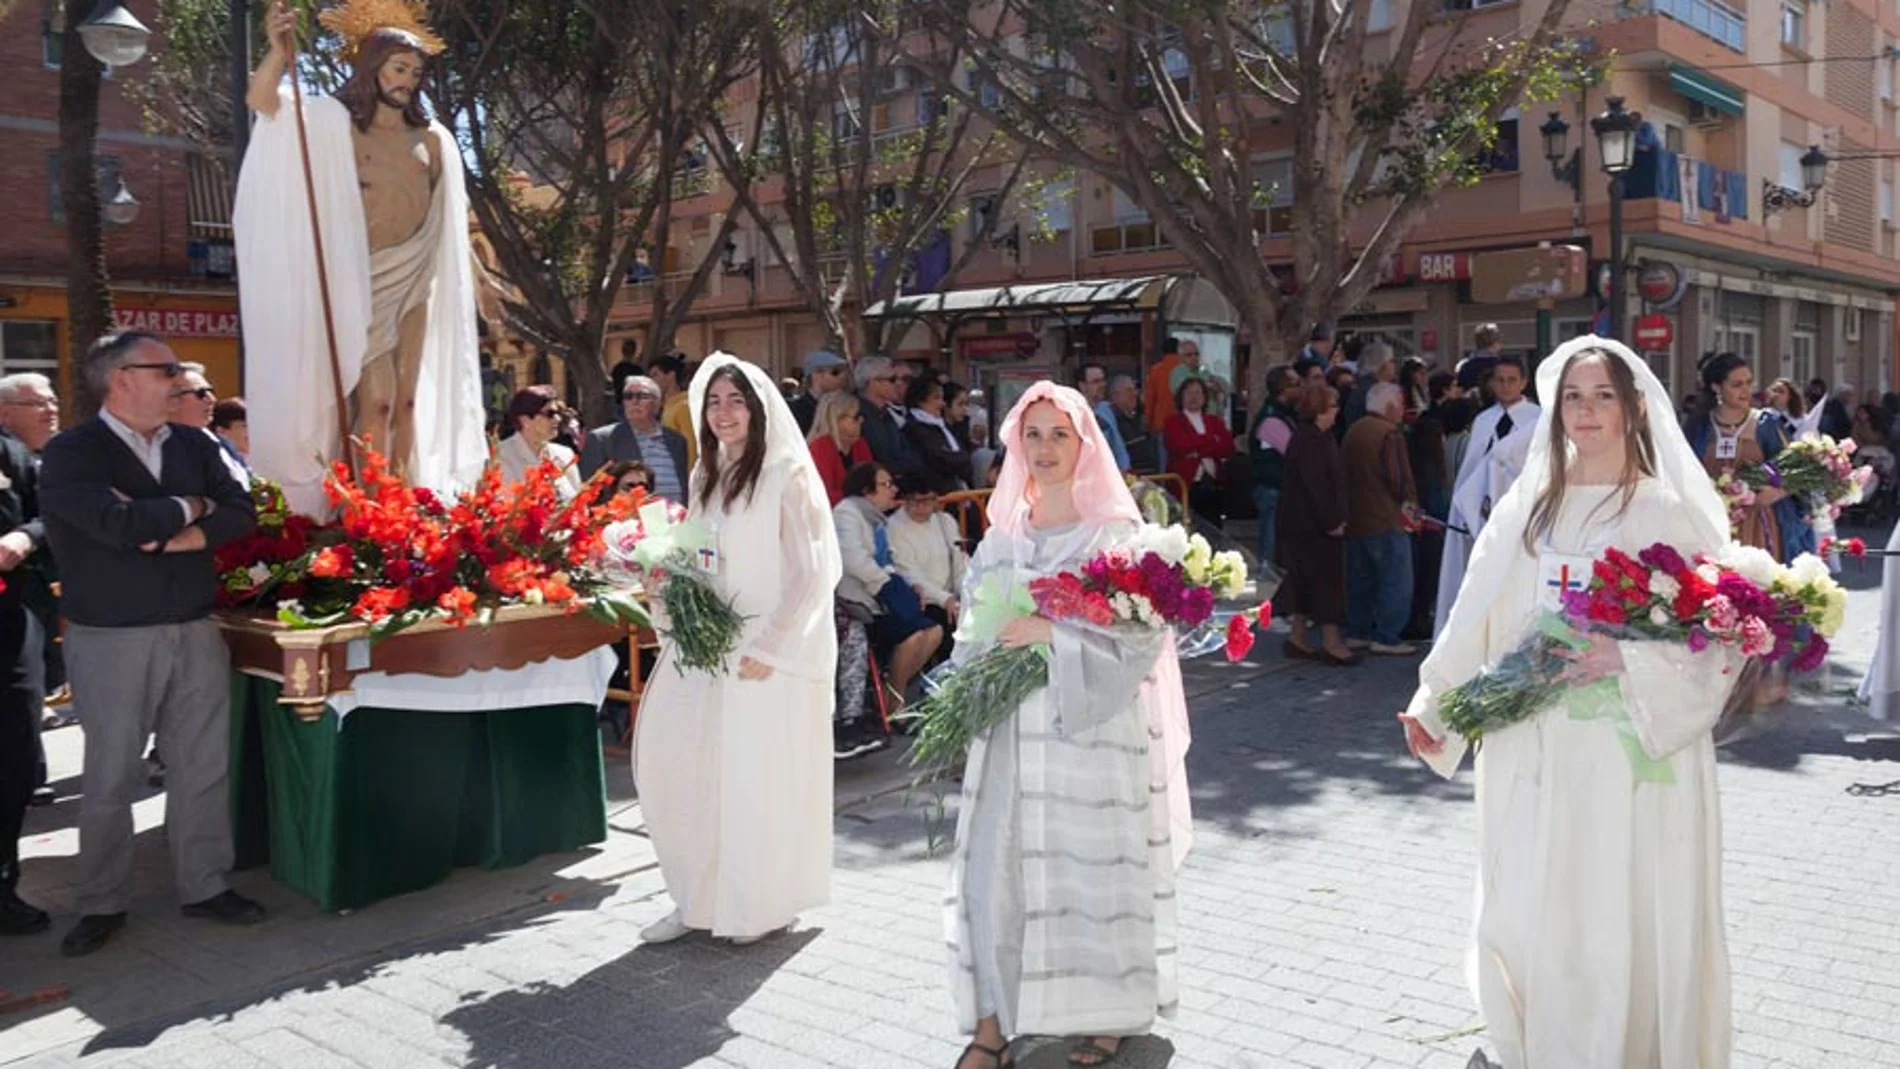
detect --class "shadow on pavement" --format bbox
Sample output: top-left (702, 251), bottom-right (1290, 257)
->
top-left (441, 928), bottom-right (820, 1069)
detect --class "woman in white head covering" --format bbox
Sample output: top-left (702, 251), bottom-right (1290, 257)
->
top-left (944, 382), bottom-right (1193, 1069)
top-left (1398, 338), bottom-right (1737, 1069)
top-left (633, 352), bottom-right (842, 946)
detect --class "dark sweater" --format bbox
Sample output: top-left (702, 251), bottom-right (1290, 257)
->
top-left (39, 417), bottom-right (256, 628)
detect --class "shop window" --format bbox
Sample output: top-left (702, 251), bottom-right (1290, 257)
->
top-left (0, 321), bottom-right (60, 375)
top-left (1090, 187), bottom-right (1169, 254)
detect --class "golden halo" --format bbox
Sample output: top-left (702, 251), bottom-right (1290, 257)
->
top-left (316, 0), bottom-right (446, 62)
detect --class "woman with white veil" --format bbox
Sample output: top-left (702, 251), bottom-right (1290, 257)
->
top-left (943, 382), bottom-right (1193, 1069)
top-left (1398, 338), bottom-right (1737, 1069)
top-left (634, 352), bottom-right (842, 945)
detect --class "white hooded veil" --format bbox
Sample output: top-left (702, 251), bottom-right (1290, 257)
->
top-left (685, 351), bottom-right (843, 591)
top-left (1410, 336), bottom-right (1728, 773)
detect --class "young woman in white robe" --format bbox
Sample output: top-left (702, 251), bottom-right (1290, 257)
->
top-left (945, 382), bottom-right (1194, 1069)
top-left (1399, 338), bottom-right (1739, 1069)
top-left (634, 353), bottom-right (842, 945)
top-left (1858, 519), bottom-right (1900, 721)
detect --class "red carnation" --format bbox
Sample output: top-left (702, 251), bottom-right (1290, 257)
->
top-left (309, 545), bottom-right (354, 579)
top-left (1223, 613), bottom-right (1256, 662)
top-left (351, 585), bottom-right (411, 623)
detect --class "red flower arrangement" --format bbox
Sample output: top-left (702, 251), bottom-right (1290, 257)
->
top-left (216, 444), bottom-right (649, 637)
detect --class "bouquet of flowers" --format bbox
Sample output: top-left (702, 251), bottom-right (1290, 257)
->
top-left (215, 445), bottom-right (650, 638)
top-left (601, 501), bottom-right (746, 675)
top-left (1722, 434), bottom-right (1876, 530)
top-left (1817, 535), bottom-right (1869, 559)
top-left (1438, 542), bottom-right (1847, 747)
top-left (902, 524), bottom-right (1264, 772)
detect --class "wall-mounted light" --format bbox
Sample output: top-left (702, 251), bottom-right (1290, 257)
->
top-left (1762, 144), bottom-right (1829, 216)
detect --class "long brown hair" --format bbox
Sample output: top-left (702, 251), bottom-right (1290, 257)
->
top-left (1523, 348), bottom-right (1657, 553)
top-left (335, 31), bottom-right (431, 132)
top-left (694, 365), bottom-right (769, 511)
top-left (1769, 376), bottom-right (1806, 418)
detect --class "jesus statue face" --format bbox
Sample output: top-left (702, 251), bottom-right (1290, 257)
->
top-left (377, 48), bottom-right (425, 112)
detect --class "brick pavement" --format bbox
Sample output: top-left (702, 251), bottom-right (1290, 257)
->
top-left (2, 542), bottom-right (1897, 1069)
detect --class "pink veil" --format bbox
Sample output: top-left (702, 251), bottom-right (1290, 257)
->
top-left (990, 380), bottom-right (1196, 867)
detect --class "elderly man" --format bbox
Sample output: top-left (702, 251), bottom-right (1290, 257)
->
top-left (0, 374), bottom-right (59, 453)
top-left (578, 375), bottom-right (689, 502)
top-left (789, 349), bottom-right (851, 436)
top-left (1342, 382), bottom-right (1418, 656)
top-left (855, 356), bottom-right (924, 478)
top-left (1076, 363), bottom-right (1130, 471)
top-left (1339, 340), bottom-right (1397, 436)
top-left (39, 333), bottom-right (261, 956)
top-left (168, 364), bottom-right (250, 487)
top-left (1104, 374), bottom-right (1158, 473)
top-left (0, 373), bottom-right (62, 807)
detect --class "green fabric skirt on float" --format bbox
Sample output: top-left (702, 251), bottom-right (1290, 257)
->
top-left (229, 674), bottom-right (607, 912)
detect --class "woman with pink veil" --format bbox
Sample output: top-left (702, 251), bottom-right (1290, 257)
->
top-left (943, 382), bottom-right (1193, 1069)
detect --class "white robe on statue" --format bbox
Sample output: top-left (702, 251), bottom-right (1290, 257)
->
top-left (1435, 399), bottom-right (1539, 636)
top-left (233, 85), bottom-right (487, 516)
top-left (633, 354), bottom-right (841, 939)
top-left (1858, 520), bottom-right (1900, 721)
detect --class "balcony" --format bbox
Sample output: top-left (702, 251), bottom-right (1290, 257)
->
top-left (1623, 146), bottom-right (1750, 222)
top-left (1620, 0), bottom-right (1746, 52)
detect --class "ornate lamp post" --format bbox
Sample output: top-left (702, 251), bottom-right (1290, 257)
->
top-left (1589, 97), bottom-right (1641, 341)
top-left (1763, 145), bottom-right (1829, 216)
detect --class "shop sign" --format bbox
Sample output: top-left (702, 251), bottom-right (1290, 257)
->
top-left (114, 305), bottom-right (240, 339)
top-left (958, 332), bottom-right (1040, 358)
top-left (1633, 314), bottom-right (1674, 350)
top-left (1468, 245), bottom-right (1587, 305)
top-left (1345, 289), bottom-right (1430, 315)
top-left (1636, 260), bottom-right (1687, 311)
top-left (1413, 251), bottom-right (1471, 283)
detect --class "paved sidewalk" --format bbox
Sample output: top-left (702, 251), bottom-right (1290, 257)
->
top-left (3, 539), bottom-right (1898, 1069)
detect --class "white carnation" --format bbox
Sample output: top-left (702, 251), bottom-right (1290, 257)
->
top-left (1646, 572), bottom-right (1680, 599)
top-left (1715, 543), bottom-right (1779, 589)
top-left (1649, 605), bottom-right (1670, 627)
top-left (1136, 523), bottom-right (1190, 564)
top-left (1786, 552), bottom-right (1831, 591)
top-left (246, 563), bottom-right (272, 587)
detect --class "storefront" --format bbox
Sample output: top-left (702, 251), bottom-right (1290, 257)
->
top-left (0, 283), bottom-right (241, 414)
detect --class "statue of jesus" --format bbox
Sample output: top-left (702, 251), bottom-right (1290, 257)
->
top-left (234, 0), bottom-right (487, 515)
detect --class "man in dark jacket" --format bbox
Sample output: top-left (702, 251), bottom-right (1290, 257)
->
top-left (854, 355), bottom-right (924, 478)
top-left (0, 425), bottom-right (48, 935)
top-left (577, 375), bottom-right (690, 502)
top-left (39, 332), bottom-right (261, 957)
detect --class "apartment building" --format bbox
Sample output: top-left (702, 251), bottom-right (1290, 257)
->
top-left (0, 0), bottom-right (241, 406)
top-left (615, 0), bottom-right (1900, 408)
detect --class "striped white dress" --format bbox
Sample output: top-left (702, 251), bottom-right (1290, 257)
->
top-left (945, 518), bottom-right (1181, 1038)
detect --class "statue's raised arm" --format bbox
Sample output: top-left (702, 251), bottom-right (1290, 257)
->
top-left (244, 1), bottom-right (298, 118)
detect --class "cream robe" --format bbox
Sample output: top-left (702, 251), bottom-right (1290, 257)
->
top-left (633, 458), bottom-right (839, 938)
top-left (1858, 519), bottom-right (1900, 721)
top-left (1407, 479), bottom-right (1737, 1069)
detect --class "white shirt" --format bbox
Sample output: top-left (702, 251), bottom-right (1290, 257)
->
top-left (886, 509), bottom-right (967, 608)
top-left (98, 408), bottom-right (196, 526)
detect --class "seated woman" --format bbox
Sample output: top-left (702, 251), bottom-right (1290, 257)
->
top-left (887, 474), bottom-right (968, 663)
top-left (497, 385), bottom-right (583, 500)
top-left (833, 462), bottom-right (943, 713)
top-left (596, 459), bottom-right (652, 504)
top-left (808, 390), bottom-right (874, 507)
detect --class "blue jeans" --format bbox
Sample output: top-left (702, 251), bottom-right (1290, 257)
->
top-left (1252, 485), bottom-right (1279, 566)
top-left (1346, 530), bottom-right (1413, 646)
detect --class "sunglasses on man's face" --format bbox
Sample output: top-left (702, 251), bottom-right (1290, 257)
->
top-left (126, 362), bottom-right (183, 378)
top-left (172, 386), bottom-right (216, 401)
top-left (623, 392), bottom-right (660, 402)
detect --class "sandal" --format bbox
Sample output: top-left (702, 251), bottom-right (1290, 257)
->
top-left (955, 1039), bottom-right (1013, 1069)
top-left (1282, 637), bottom-right (1317, 660)
top-left (1068, 1038), bottom-right (1124, 1066)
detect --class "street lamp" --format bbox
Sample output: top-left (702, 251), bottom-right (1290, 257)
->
top-left (1763, 144), bottom-right (1829, 216)
top-left (102, 176), bottom-right (139, 226)
top-left (77, 3), bottom-right (151, 67)
top-left (1589, 97), bottom-right (1642, 341)
top-left (1540, 111), bottom-right (1580, 197)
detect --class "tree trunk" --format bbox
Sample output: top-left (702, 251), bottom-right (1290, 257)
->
top-left (61, 0), bottom-right (111, 418)
top-left (561, 336), bottom-right (611, 427)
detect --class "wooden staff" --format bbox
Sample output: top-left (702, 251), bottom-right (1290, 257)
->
top-left (285, 18), bottom-right (356, 473)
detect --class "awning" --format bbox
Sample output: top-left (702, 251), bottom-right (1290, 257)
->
top-left (1668, 64), bottom-right (1745, 117)
top-left (185, 152), bottom-right (234, 240)
top-left (863, 274), bottom-right (1236, 326)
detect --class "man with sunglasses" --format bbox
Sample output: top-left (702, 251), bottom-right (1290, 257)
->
top-left (853, 356), bottom-right (925, 480)
top-left (789, 349), bottom-right (850, 437)
top-left (36, 333), bottom-right (262, 956)
top-left (167, 364), bottom-right (251, 488)
top-left (577, 375), bottom-right (688, 504)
